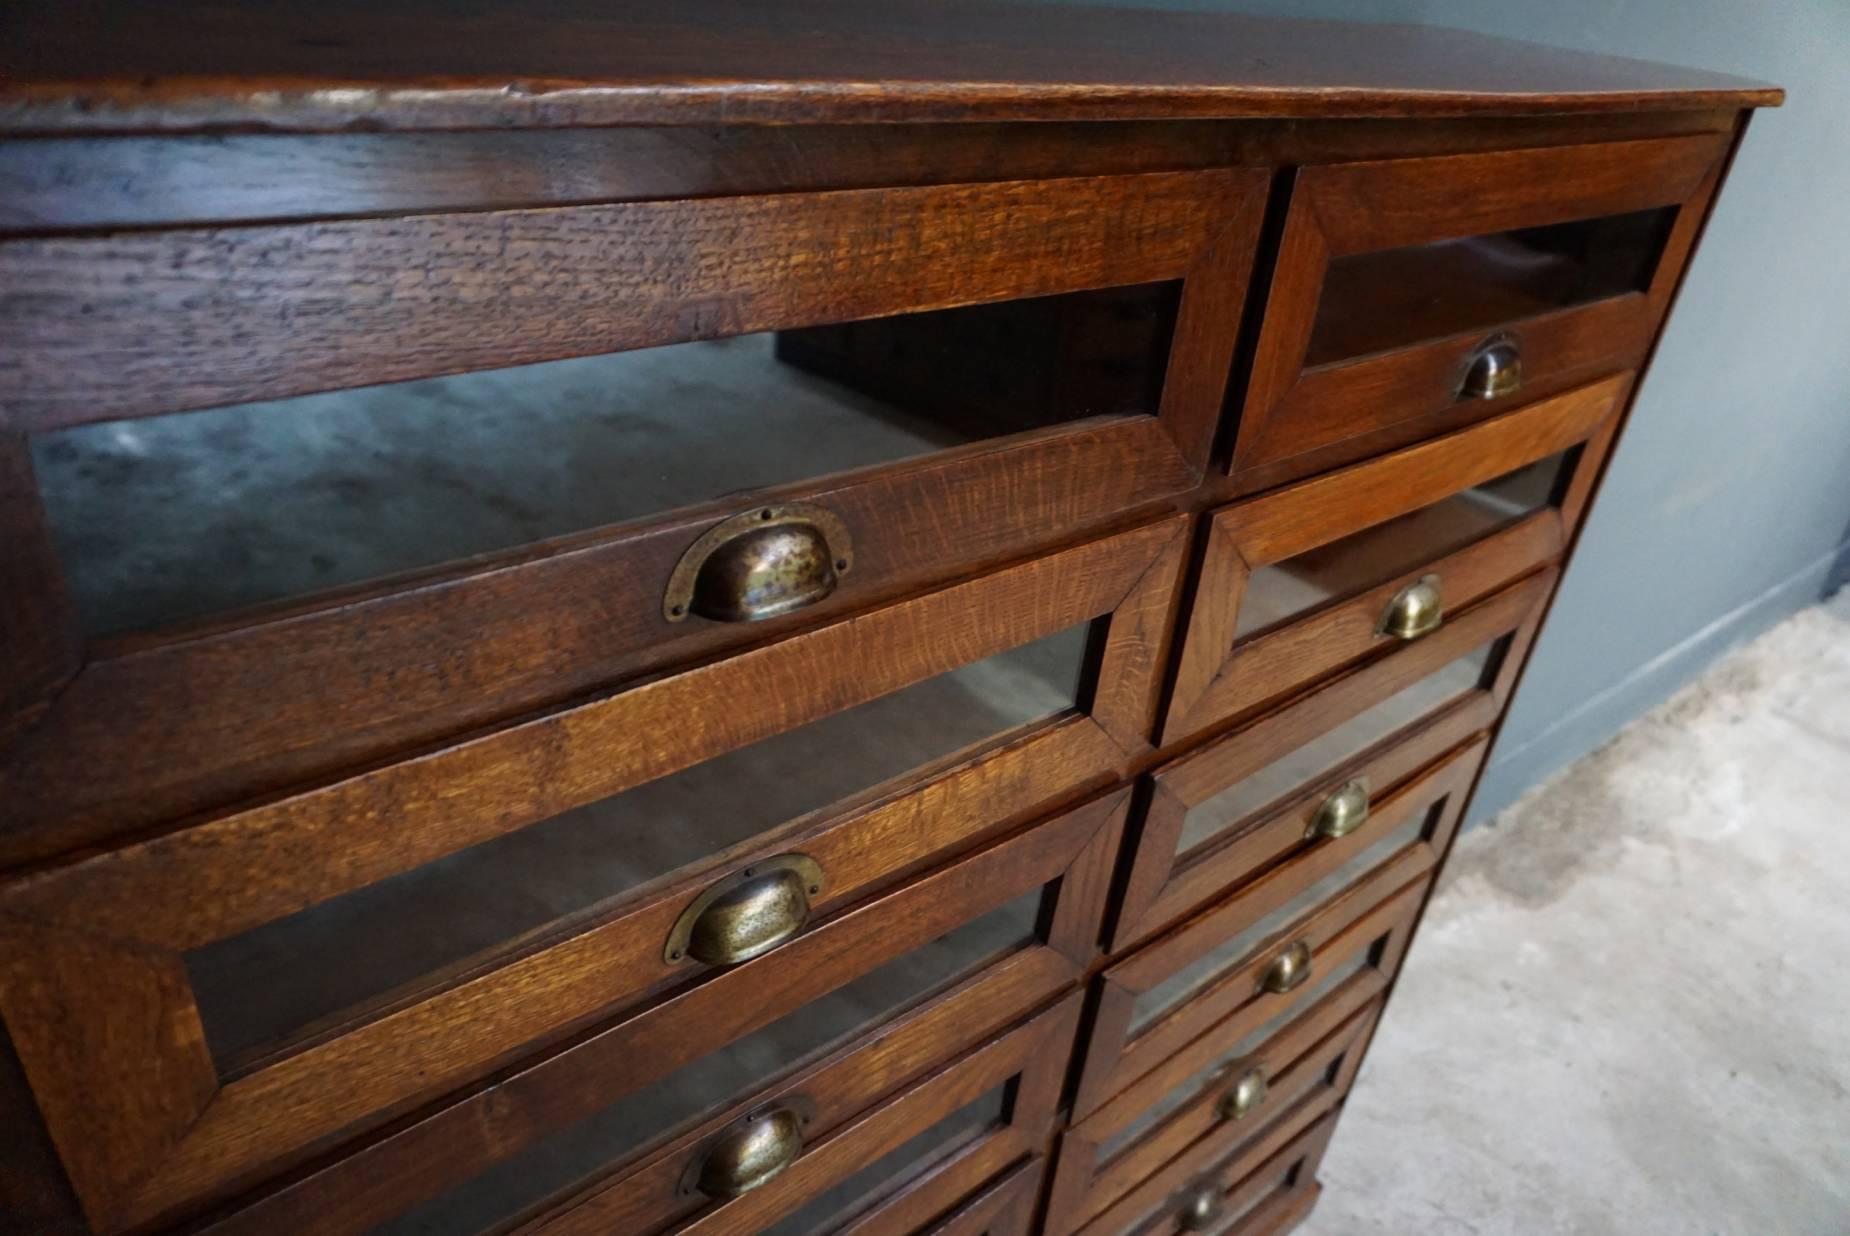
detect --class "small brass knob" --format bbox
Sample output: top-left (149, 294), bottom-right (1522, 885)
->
top-left (1260, 940), bottom-right (1313, 994)
top-left (1460, 335), bottom-right (1522, 400)
top-left (664, 503), bottom-right (853, 623)
top-left (1218, 1067), bottom-right (1269, 1121)
top-left (1378, 574), bottom-right (1443, 641)
top-left (1309, 779), bottom-right (1370, 840)
top-left (665, 854), bottom-right (825, 967)
top-left (686, 1103), bottom-right (807, 1198)
top-left (1176, 1182), bottom-right (1226, 1231)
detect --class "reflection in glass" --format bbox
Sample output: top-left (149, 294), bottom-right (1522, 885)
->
top-left (1176, 642), bottom-right (1498, 857)
top-left (376, 898), bottom-right (1037, 1235)
top-left (1307, 206), bottom-right (1677, 365)
top-left (1235, 451), bottom-right (1573, 640)
top-left (1103, 951), bottom-right (1371, 1161)
top-left (1136, 806), bottom-right (1438, 1032)
top-left (35, 283), bottom-right (1180, 637)
top-left (187, 623), bottom-right (1089, 1066)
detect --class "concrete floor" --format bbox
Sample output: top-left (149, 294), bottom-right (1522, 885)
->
top-left (1302, 592), bottom-right (1850, 1235)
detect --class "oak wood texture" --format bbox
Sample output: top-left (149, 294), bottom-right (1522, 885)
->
top-left (0, 171), bottom-right (1259, 437)
top-left (185, 793), bottom-right (1123, 1236)
top-left (0, 112), bottom-right (1738, 236)
top-left (517, 994), bottom-right (1080, 1236)
top-left (0, 171), bottom-right (1259, 866)
top-left (1114, 671), bottom-right (1494, 953)
top-left (1105, 1109), bottom-right (1337, 1236)
top-left (1228, 132), bottom-right (1727, 486)
top-left (0, 26), bottom-right (1776, 1236)
top-left (1166, 377), bottom-right (1622, 744)
top-left (1076, 738), bottom-right (1484, 1123)
top-left (0, 771), bottom-right (1126, 1231)
top-left (0, 0), bottom-right (1780, 135)
top-left (898, 1156), bottom-right (1044, 1236)
top-left (1052, 990), bottom-right (1380, 1236)
top-left (0, 433), bottom-right (78, 749)
top-left (4, 499), bottom-right (1183, 877)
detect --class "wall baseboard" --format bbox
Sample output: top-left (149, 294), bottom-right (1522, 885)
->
top-left (1467, 542), bottom-right (1847, 827)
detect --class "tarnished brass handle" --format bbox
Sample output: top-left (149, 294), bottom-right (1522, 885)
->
top-left (1260, 940), bottom-right (1313, 994)
top-left (665, 854), bottom-right (825, 967)
top-left (683, 1100), bottom-right (811, 1199)
top-left (1309, 779), bottom-right (1370, 840)
top-left (1217, 1067), bottom-right (1269, 1122)
top-left (1378, 574), bottom-right (1443, 641)
top-left (1176, 1181), bottom-right (1226, 1231)
top-left (1460, 334), bottom-right (1522, 400)
top-left (663, 502), bottom-right (854, 623)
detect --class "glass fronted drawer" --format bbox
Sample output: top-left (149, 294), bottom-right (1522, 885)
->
top-left (2, 167), bottom-right (1266, 861)
top-left (1165, 378), bottom-right (1621, 747)
top-left (1, 746), bottom-right (1129, 1233)
top-left (1078, 755), bottom-right (1466, 1126)
top-left (1229, 132), bottom-right (1728, 488)
top-left (1047, 976), bottom-right (1382, 1235)
top-left (1121, 558), bottom-right (1549, 948)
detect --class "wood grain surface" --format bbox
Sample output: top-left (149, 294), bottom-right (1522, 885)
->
top-left (0, 0), bottom-right (1780, 134)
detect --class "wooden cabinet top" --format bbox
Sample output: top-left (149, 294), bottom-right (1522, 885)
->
top-left (0, 0), bottom-right (1781, 135)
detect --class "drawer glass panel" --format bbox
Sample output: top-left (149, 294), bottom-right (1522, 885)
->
top-left (1305, 206), bottom-right (1678, 366)
top-left (185, 623), bottom-right (1089, 1068)
top-left (1100, 952), bottom-right (1370, 1162)
top-left (1176, 639), bottom-right (1502, 857)
top-left (32, 281), bottom-right (1181, 637)
top-left (1233, 449), bottom-right (1575, 640)
top-left (377, 894), bottom-right (1039, 1235)
top-left (1134, 806), bottom-right (1437, 1032)
top-left (761, 1085), bottom-right (1011, 1236)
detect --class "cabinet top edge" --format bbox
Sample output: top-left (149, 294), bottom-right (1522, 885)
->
top-left (0, 0), bottom-right (1783, 138)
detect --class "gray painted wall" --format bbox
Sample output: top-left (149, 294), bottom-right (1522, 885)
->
top-left (1044, 0), bottom-right (1850, 822)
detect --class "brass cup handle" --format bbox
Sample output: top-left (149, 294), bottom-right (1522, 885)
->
top-left (1176, 1181), bottom-right (1227, 1231)
top-left (684, 1100), bottom-right (811, 1199)
top-left (1217, 1067), bottom-right (1269, 1122)
top-left (1309, 779), bottom-right (1370, 840)
top-left (664, 502), bottom-right (854, 623)
top-left (665, 854), bottom-right (826, 967)
top-left (1260, 940), bottom-right (1313, 994)
top-left (1460, 334), bottom-right (1522, 400)
top-left (1378, 574), bottom-right (1443, 641)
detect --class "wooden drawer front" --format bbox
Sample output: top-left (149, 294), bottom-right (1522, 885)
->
top-left (3, 169), bottom-right (1266, 864)
top-left (0, 513), bottom-right (1183, 1223)
top-left (514, 996), bottom-right (1079, 1236)
top-left (0, 752), bottom-right (1126, 1236)
top-left (880, 1156), bottom-right (1046, 1236)
top-left (1230, 132), bottom-right (1727, 487)
top-left (1124, 556), bottom-right (1549, 946)
top-left (1047, 979), bottom-right (1381, 1235)
top-left (1077, 764), bottom-right (1459, 1127)
top-left (1093, 1111), bottom-right (1336, 1236)
top-left (1166, 377), bottom-right (1622, 746)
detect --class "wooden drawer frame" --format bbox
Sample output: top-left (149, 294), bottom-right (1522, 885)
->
top-left (1166, 377), bottom-right (1620, 745)
top-left (0, 168), bottom-right (1267, 864)
top-left (1076, 768), bottom-right (1462, 1128)
top-left (192, 825), bottom-right (1106, 1236)
top-left (1121, 561), bottom-right (1548, 947)
top-left (0, 753), bottom-right (1128, 1232)
top-left (1228, 131), bottom-right (1727, 487)
top-left (1048, 985), bottom-right (1381, 1234)
top-left (517, 996), bottom-right (1080, 1236)
top-left (1110, 1109), bottom-right (1338, 1236)
top-left (870, 1156), bottom-right (1046, 1236)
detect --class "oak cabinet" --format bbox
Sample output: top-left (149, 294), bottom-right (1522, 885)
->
top-left (0, 5), bottom-right (1777, 1235)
